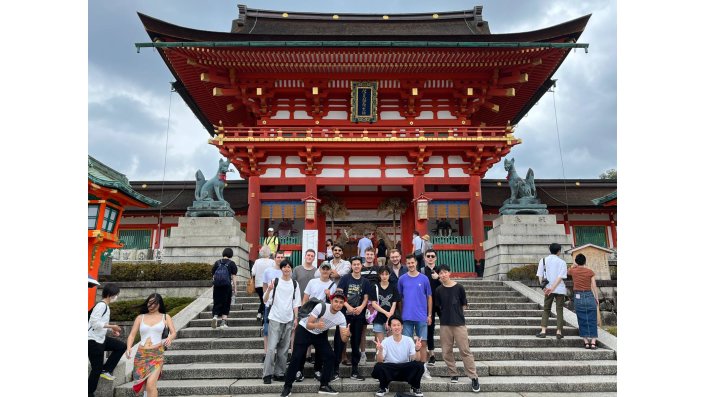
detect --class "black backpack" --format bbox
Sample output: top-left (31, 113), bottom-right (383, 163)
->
top-left (270, 278), bottom-right (298, 304)
top-left (213, 259), bottom-right (231, 286)
top-left (88, 301), bottom-right (108, 330)
top-left (298, 298), bottom-right (327, 319)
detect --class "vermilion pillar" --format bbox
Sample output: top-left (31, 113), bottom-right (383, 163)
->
top-left (246, 175), bottom-right (261, 262)
top-left (401, 205), bottom-right (415, 255)
top-left (469, 175), bottom-right (485, 260)
top-left (609, 212), bottom-right (617, 248)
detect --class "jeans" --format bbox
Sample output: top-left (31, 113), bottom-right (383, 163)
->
top-left (402, 320), bottom-right (428, 341)
top-left (263, 319), bottom-right (293, 377)
top-left (88, 337), bottom-right (127, 395)
top-left (540, 293), bottom-right (565, 332)
top-left (574, 290), bottom-right (598, 338)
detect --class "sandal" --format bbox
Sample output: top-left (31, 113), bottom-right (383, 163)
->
top-left (342, 359), bottom-right (352, 366)
top-left (590, 342), bottom-right (598, 350)
top-left (584, 341), bottom-right (591, 349)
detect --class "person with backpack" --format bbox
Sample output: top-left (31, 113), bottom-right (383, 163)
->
top-left (211, 248), bottom-right (239, 329)
top-left (88, 283), bottom-right (126, 397)
top-left (279, 291), bottom-right (351, 397)
top-left (299, 262), bottom-right (337, 378)
top-left (262, 259), bottom-right (302, 384)
top-left (261, 251), bottom-right (285, 361)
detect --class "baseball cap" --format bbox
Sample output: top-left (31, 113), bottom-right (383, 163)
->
top-left (329, 291), bottom-right (347, 302)
top-left (319, 261), bottom-right (332, 269)
top-left (267, 227), bottom-right (274, 232)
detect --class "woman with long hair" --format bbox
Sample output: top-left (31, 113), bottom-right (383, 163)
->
top-left (126, 293), bottom-right (176, 397)
top-left (325, 239), bottom-right (334, 261)
top-left (568, 254), bottom-right (601, 349)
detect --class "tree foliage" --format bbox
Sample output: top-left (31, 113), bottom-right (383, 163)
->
top-left (377, 197), bottom-right (408, 245)
top-left (599, 169), bottom-right (617, 180)
top-left (320, 197), bottom-right (348, 243)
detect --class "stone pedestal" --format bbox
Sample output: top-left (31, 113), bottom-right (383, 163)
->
top-left (483, 214), bottom-right (572, 280)
top-left (161, 217), bottom-right (250, 276)
top-left (186, 200), bottom-right (235, 218)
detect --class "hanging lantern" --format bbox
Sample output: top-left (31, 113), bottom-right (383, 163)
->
top-left (412, 194), bottom-right (432, 220)
top-left (302, 195), bottom-right (321, 221)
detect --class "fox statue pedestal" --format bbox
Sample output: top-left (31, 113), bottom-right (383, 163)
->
top-left (483, 214), bottom-right (572, 280)
top-left (161, 217), bottom-right (250, 276)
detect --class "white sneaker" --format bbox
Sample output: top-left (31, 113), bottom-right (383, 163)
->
top-left (257, 313), bottom-right (262, 320)
top-left (359, 354), bottom-right (367, 364)
top-left (219, 320), bottom-right (229, 328)
top-left (100, 371), bottom-right (115, 381)
top-left (211, 316), bottom-right (218, 329)
top-left (422, 368), bottom-right (432, 380)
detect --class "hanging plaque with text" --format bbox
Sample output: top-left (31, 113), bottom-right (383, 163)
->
top-left (350, 81), bottom-right (378, 123)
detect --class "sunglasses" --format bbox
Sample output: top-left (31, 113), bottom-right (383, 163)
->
top-left (333, 249), bottom-right (343, 252)
top-left (425, 255), bottom-right (436, 258)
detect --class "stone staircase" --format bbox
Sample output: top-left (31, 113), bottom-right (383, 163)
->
top-left (115, 280), bottom-right (616, 396)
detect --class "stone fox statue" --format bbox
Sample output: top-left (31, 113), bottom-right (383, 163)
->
top-left (195, 159), bottom-right (230, 201)
top-left (503, 157), bottom-right (536, 204)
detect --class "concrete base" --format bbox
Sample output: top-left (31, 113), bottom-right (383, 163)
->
top-left (483, 215), bottom-right (573, 280)
top-left (161, 217), bottom-right (250, 276)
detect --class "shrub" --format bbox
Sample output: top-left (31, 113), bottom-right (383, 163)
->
top-left (102, 262), bottom-right (212, 282)
top-left (109, 297), bottom-right (196, 321)
top-left (604, 326), bottom-right (617, 337)
top-left (507, 264), bottom-right (539, 281)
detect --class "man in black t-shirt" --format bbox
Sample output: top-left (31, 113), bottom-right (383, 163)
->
top-left (422, 249), bottom-right (442, 366)
top-left (433, 264), bottom-right (480, 392)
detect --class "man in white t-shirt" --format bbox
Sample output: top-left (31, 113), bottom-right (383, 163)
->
top-left (371, 316), bottom-right (425, 397)
top-left (262, 259), bottom-right (301, 384)
top-left (315, 243), bottom-right (350, 283)
top-left (536, 243), bottom-right (568, 339)
top-left (261, 251), bottom-right (285, 360)
top-left (280, 291), bottom-right (350, 397)
top-left (299, 262), bottom-right (337, 374)
top-left (252, 247), bottom-right (275, 320)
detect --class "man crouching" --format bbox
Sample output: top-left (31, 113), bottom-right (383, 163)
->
top-left (280, 291), bottom-right (350, 397)
top-left (371, 316), bottom-right (425, 397)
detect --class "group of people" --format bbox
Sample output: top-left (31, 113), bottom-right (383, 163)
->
top-left (88, 284), bottom-right (176, 397)
top-left (251, 238), bottom-right (482, 397)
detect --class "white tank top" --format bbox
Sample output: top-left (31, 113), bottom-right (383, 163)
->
top-left (139, 314), bottom-right (165, 346)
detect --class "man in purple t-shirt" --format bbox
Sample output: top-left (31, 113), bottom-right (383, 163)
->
top-left (397, 254), bottom-right (433, 380)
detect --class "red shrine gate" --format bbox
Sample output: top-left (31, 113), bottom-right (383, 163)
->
top-left (138, 6), bottom-right (589, 269)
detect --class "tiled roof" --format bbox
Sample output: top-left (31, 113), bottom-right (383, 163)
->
top-left (88, 156), bottom-right (161, 207)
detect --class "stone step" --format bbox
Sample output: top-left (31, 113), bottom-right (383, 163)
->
top-left (188, 316), bottom-right (560, 328)
top-left (162, 347), bottom-right (615, 364)
top-left (228, 302), bottom-right (539, 311)
top-left (112, 394), bottom-right (615, 397)
top-left (177, 325), bottom-right (579, 339)
top-left (158, 359), bottom-right (617, 380)
top-left (197, 309), bottom-right (545, 319)
top-left (114, 375), bottom-right (617, 396)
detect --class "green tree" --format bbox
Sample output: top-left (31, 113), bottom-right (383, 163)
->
top-left (377, 197), bottom-right (408, 246)
top-left (320, 197), bottom-right (348, 243)
top-left (599, 169), bottom-right (617, 180)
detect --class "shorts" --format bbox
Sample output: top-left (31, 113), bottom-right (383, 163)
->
top-left (402, 320), bottom-right (428, 341)
top-left (263, 306), bottom-right (270, 336)
top-left (372, 322), bottom-right (387, 334)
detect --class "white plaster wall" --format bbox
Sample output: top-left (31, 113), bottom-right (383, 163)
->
top-left (349, 169), bottom-right (381, 177)
top-left (417, 111), bottom-right (434, 120)
top-left (319, 169), bottom-right (345, 177)
top-left (380, 111), bottom-right (403, 120)
top-left (385, 169), bottom-right (412, 177)
top-left (385, 156), bottom-right (412, 164)
top-left (261, 168), bottom-right (282, 178)
top-left (437, 111), bottom-right (455, 119)
top-left (349, 156), bottom-right (381, 165)
top-left (285, 168), bottom-right (304, 177)
top-left (320, 156), bottom-right (345, 165)
top-left (322, 186), bottom-right (346, 191)
top-left (426, 168), bottom-right (445, 177)
top-left (270, 111), bottom-right (290, 119)
top-left (448, 168), bottom-right (467, 177)
top-left (285, 156), bottom-right (305, 164)
top-left (381, 186), bottom-right (408, 191)
top-left (447, 155), bottom-right (466, 164)
top-left (323, 111), bottom-right (347, 120)
top-left (427, 156), bottom-right (443, 164)
top-left (262, 156), bottom-right (282, 165)
top-left (349, 186), bottom-right (378, 191)
top-left (293, 110), bottom-right (313, 119)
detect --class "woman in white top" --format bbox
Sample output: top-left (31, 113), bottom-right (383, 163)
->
top-left (126, 293), bottom-right (176, 397)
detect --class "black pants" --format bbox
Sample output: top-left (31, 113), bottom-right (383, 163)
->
top-left (285, 325), bottom-right (335, 388)
top-left (212, 285), bottom-right (232, 316)
top-left (88, 337), bottom-right (127, 395)
top-left (255, 286), bottom-right (265, 315)
top-left (371, 361), bottom-right (425, 389)
top-left (427, 303), bottom-right (438, 351)
top-left (335, 316), bottom-right (365, 372)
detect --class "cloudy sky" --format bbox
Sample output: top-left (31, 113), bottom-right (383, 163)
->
top-left (88, 0), bottom-right (616, 182)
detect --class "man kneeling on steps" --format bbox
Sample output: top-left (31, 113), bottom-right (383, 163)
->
top-left (371, 316), bottom-right (425, 397)
top-left (280, 291), bottom-right (351, 397)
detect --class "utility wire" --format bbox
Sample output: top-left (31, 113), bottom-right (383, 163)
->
top-left (157, 85), bottom-right (175, 249)
top-left (550, 84), bottom-right (571, 236)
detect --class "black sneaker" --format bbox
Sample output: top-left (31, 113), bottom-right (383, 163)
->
top-left (263, 375), bottom-right (272, 384)
top-left (273, 375), bottom-right (286, 382)
top-left (331, 373), bottom-right (340, 382)
top-left (375, 387), bottom-right (389, 397)
top-left (280, 386), bottom-right (292, 397)
top-left (318, 385), bottom-right (339, 395)
top-left (307, 355), bottom-right (316, 364)
top-left (427, 356), bottom-right (436, 366)
top-left (450, 376), bottom-right (459, 383)
top-left (535, 331), bottom-right (546, 338)
top-left (314, 371), bottom-right (322, 382)
top-left (350, 372), bottom-right (365, 381)
top-left (471, 378), bottom-right (481, 393)
top-left (411, 387), bottom-right (424, 397)
top-left (287, 352), bottom-right (292, 364)
top-left (295, 371), bottom-right (304, 382)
